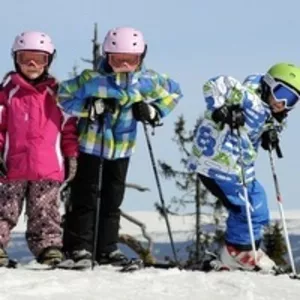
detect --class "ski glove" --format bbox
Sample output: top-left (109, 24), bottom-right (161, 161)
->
top-left (88, 97), bottom-right (117, 121)
top-left (261, 128), bottom-right (279, 151)
top-left (64, 157), bottom-right (78, 182)
top-left (132, 102), bottom-right (159, 126)
top-left (272, 110), bottom-right (288, 123)
top-left (212, 104), bottom-right (245, 130)
top-left (0, 156), bottom-right (7, 178)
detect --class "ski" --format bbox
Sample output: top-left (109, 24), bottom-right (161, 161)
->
top-left (20, 261), bottom-right (56, 270)
top-left (0, 258), bottom-right (92, 271)
top-left (119, 258), bottom-right (300, 280)
top-left (119, 258), bottom-right (181, 273)
top-left (55, 259), bottom-right (92, 270)
top-left (1, 259), bottom-right (20, 269)
top-left (54, 259), bottom-right (76, 270)
top-left (2, 256), bottom-right (300, 280)
top-left (1, 259), bottom-right (56, 270)
top-left (118, 256), bottom-right (229, 273)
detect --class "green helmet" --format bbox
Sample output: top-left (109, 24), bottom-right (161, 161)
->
top-left (267, 63), bottom-right (300, 91)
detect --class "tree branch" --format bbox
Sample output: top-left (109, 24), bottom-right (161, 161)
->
top-left (125, 182), bottom-right (150, 192)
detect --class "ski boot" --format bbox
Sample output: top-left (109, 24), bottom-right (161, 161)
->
top-left (0, 248), bottom-right (9, 267)
top-left (37, 247), bottom-right (64, 266)
top-left (97, 249), bottom-right (129, 266)
top-left (220, 244), bottom-right (277, 273)
top-left (71, 249), bottom-right (92, 262)
top-left (62, 249), bottom-right (94, 269)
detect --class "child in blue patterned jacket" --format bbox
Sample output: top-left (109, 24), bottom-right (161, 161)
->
top-left (188, 63), bottom-right (300, 272)
top-left (58, 26), bottom-right (182, 266)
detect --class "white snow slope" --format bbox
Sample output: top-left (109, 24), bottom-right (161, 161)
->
top-left (1, 211), bottom-right (300, 300)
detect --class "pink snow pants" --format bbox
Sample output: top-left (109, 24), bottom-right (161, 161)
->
top-left (0, 181), bottom-right (62, 257)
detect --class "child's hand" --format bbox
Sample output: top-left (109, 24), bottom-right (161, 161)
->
top-left (211, 104), bottom-right (245, 130)
top-left (132, 101), bottom-right (158, 125)
top-left (261, 128), bottom-right (279, 151)
top-left (0, 157), bottom-right (7, 178)
top-left (88, 97), bottom-right (117, 121)
top-left (64, 157), bottom-right (77, 182)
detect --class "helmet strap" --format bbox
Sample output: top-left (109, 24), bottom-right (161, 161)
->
top-left (261, 77), bottom-right (271, 104)
top-left (140, 44), bottom-right (147, 62)
top-left (102, 57), bottom-right (114, 73)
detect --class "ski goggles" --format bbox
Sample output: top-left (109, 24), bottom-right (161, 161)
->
top-left (264, 73), bottom-right (300, 109)
top-left (108, 53), bottom-right (141, 68)
top-left (16, 51), bottom-right (49, 67)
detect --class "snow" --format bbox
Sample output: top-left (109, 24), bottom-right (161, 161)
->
top-left (1, 266), bottom-right (300, 300)
top-left (2, 210), bottom-right (300, 300)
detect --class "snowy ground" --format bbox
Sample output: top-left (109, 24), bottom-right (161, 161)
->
top-left (2, 211), bottom-right (300, 300)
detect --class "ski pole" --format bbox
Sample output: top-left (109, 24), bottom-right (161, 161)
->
top-left (268, 148), bottom-right (297, 276)
top-left (143, 123), bottom-right (179, 265)
top-left (91, 119), bottom-right (105, 270)
top-left (236, 128), bottom-right (257, 264)
top-left (91, 157), bottom-right (104, 270)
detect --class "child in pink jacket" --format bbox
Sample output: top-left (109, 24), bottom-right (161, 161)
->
top-left (0, 31), bottom-right (79, 267)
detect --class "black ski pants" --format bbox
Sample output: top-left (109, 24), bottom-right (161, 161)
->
top-left (63, 152), bottom-right (129, 258)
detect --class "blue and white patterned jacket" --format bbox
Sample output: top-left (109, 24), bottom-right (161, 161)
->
top-left (188, 74), bottom-right (283, 184)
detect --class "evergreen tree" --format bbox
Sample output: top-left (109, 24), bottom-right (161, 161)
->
top-left (263, 221), bottom-right (287, 266)
top-left (158, 115), bottom-right (225, 263)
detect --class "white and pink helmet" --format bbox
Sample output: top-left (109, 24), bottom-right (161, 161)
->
top-left (12, 31), bottom-right (55, 54)
top-left (103, 27), bottom-right (146, 54)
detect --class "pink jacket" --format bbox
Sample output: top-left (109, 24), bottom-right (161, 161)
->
top-left (0, 73), bottom-right (79, 182)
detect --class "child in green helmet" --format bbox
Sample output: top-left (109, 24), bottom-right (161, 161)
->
top-left (187, 63), bottom-right (300, 272)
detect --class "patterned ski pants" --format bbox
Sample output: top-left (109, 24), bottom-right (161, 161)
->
top-left (0, 181), bottom-right (62, 257)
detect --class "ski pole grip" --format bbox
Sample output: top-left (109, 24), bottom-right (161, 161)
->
top-left (275, 144), bottom-right (283, 159)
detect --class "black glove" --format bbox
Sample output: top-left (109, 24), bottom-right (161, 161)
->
top-left (212, 105), bottom-right (245, 129)
top-left (272, 110), bottom-right (288, 123)
top-left (261, 128), bottom-right (279, 151)
top-left (0, 157), bottom-right (7, 178)
top-left (88, 97), bottom-right (117, 121)
top-left (132, 102), bottom-right (159, 126)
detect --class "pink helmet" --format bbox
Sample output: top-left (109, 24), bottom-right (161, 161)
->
top-left (103, 27), bottom-right (145, 54)
top-left (12, 31), bottom-right (55, 54)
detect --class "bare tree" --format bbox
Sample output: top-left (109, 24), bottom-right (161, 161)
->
top-left (81, 23), bottom-right (103, 70)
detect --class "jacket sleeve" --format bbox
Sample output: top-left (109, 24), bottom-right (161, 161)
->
top-left (0, 90), bottom-right (7, 153)
top-left (57, 69), bottom-right (101, 118)
top-left (60, 112), bottom-right (79, 158)
top-left (202, 75), bottom-right (247, 113)
top-left (141, 70), bottom-right (183, 118)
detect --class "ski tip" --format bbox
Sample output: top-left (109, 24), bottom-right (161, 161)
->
top-left (119, 259), bottom-right (144, 273)
top-left (6, 259), bottom-right (20, 269)
top-left (289, 273), bottom-right (300, 280)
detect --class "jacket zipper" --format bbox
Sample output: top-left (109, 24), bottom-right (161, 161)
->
top-left (110, 73), bottom-right (130, 159)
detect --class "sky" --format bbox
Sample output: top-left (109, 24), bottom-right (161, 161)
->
top-left (1, 0), bottom-right (300, 213)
